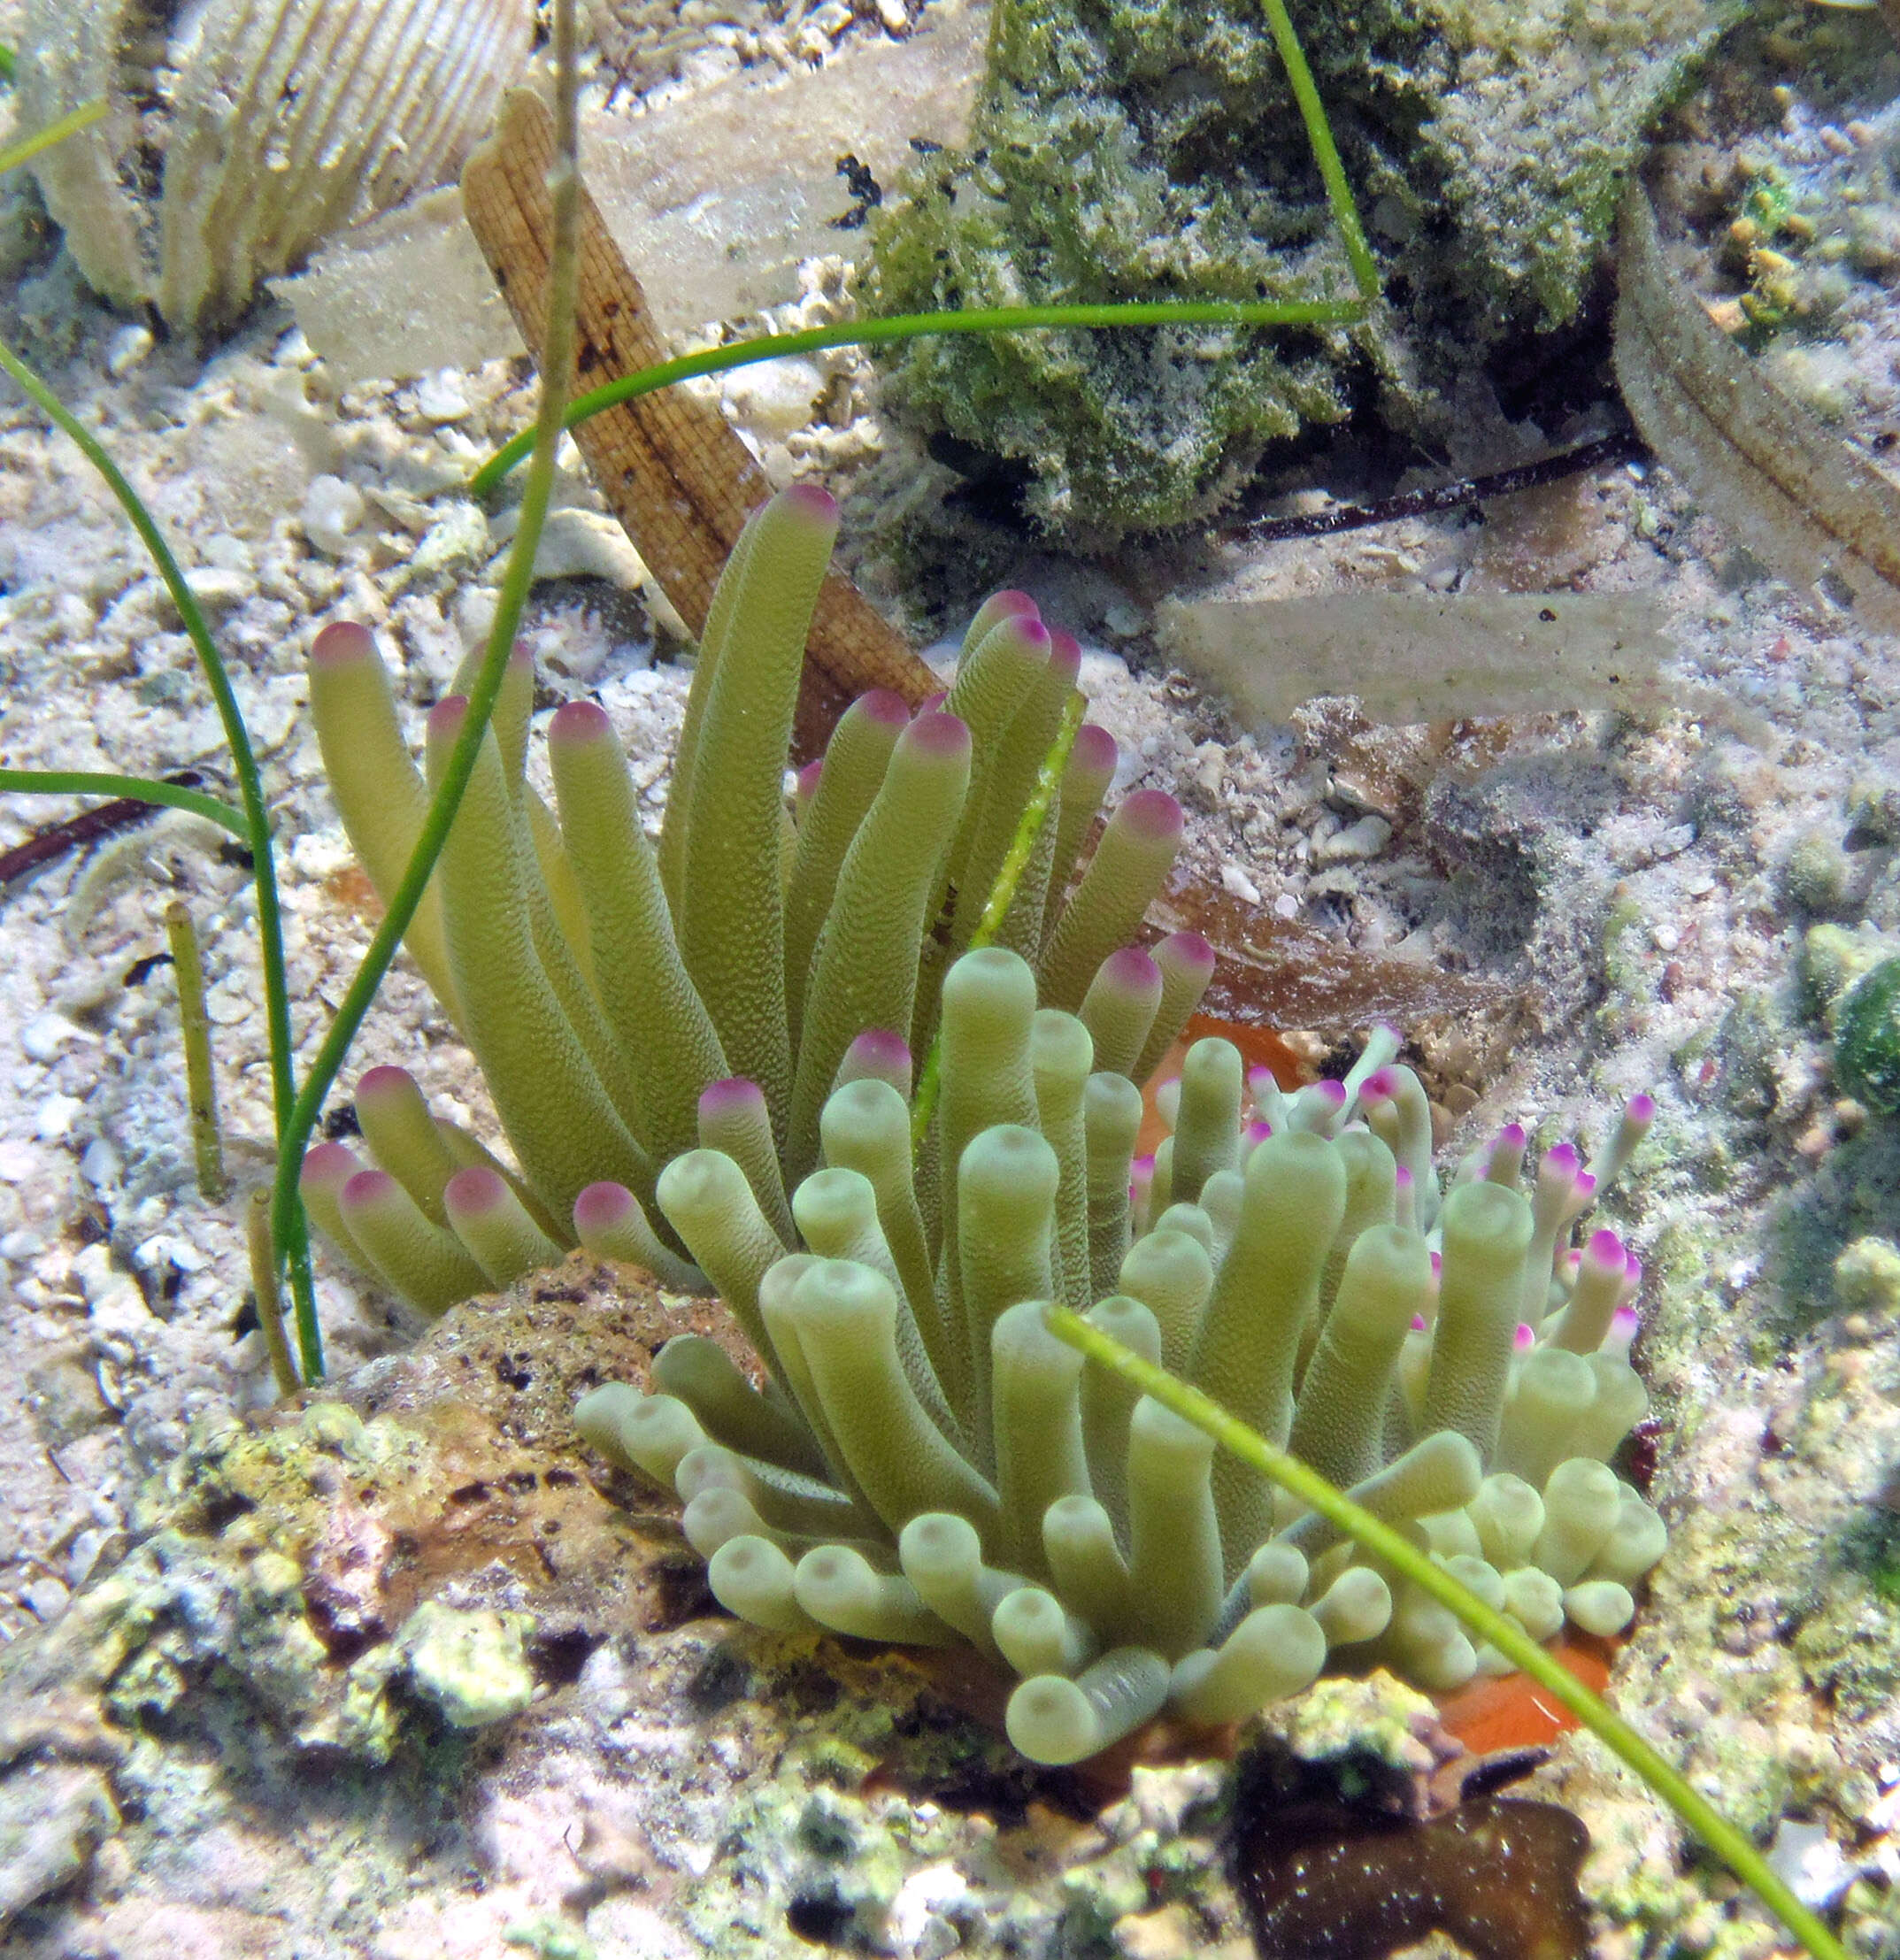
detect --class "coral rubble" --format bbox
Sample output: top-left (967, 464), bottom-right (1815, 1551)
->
top-left (867, 0), bottom-right (1742, 542)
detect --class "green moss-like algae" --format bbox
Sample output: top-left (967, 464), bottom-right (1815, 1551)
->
top-left (1835, 955), bottom-right (1900, 1114)
top-left (868, 0), bottom-right (1743, 542)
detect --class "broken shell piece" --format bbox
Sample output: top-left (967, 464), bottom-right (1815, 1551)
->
top-left (16, 0), bottom-right (535, 334)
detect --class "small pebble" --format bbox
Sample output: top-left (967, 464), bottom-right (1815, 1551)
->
top-left (35, 1094), bottom-right (83, 1141)
top-left (0, 1141), bottom-right (41, 1182)
top-left (723, 357), bottom-right (826, 439)
top-left (1767, 1820), bottom-right (1855, 1910)
top-left (81, 1138), bottom-right (121, 1189)
top-left (1316, 813), bottom-right (1393, 864)
top-left (289, 829), bottom-right (356, 881)
top-left (876, 0), bottom-right (909, 27)
top-left (19, 1013), bottom-right (85, 1064)
top-left (413, 369), bottom-right (473, 424)
top-left (65, 1526), bottom-right (115, 1591)
top-left (1220, 863), bottom-right (1262, 904)
top-left (302, 474), bottom-right (366, 557)
top-left (406, 503), bottom-right (491, 584)
top-left (180, 566), bottom-right (257, 619)
top-left (527, 507), bottom-right (648, 588)
top-left (23, 1577), bottom-right (70, 1621)
top-left (104, 324), bottom-right (155, 378)
top-left (454, 583), bottom-right (501, 651)
top-left (204, 980), bottom-right (253, 1026)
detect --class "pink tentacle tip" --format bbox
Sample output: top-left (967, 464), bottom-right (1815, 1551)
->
top-left (1159, 931), bottom-right (1216, 973)
top-left (1048, 628), bottom-right (1082, 680)
top-left (356, 1064), bottom-right (415, 1100)
top-left (1610, 1304), bottom-right (1640, 1345)
top-left (1244, 1119), bottom-right (1273, 1145)
top-left (854, 688), bottom-right (912, 728)
top-left (1104, 945), bottom-right (1161, 989)
top-left (444, 1166), bottom-right (507, 1214)
top-left (1359, 1067), bottom-right (1399, 1103)
top-left (1542, 1142), bottom-right (1579, 1177)
top-left (1316, 1080), bottom-right (1348, 1109)
top-left (846, 1028), bottom-right (911, 1069)
top-left (1411, 1313), bottom-right (1429, 1333)
top-left (782, 481), bottom-right (839, 522)
top-left (988, 589), bottom-right (1040, 618)
top-left (1117, 788), bottom-right (1183, 842)
top-left (795, 758), bottom-right (824, 796)
top-left (1429, 1250), bottom-right (1442, 1280)
top-left (300, 1141), bottom-right (360, 1187)
top-left (1627, 1092), bottom-right (1657, 1124)
top-left (1571, 1170), bottom-right (1596, 1201)
top-left (1587, 1226), bottom-right (1625, 1264)
top-left (573, 1182), bottom-right (636, 1234)
top-left (341, 1168), bottom-right (397, 1210)
top-left (700, 1077), bottom-right (766, 1118)
top-left (904, 711), bottom-right (972, 758)
top-left (1624, 1253), bottom-right (1643, 1284)
top-left (550, 699), bottom-right (612, 744)
top-left (919, 689), bottom-right (949, 715)
top-left (1514, 1323), bottom-right (1537, 1353)
top-left (309, 619), bottom-right (375, 667)
top-left (426, 694), bottom-right (470, 740)
top-left (1072, 723), bottom-right (1119, 774)
top-left (1394, 1164), bottom-right (1414, 1190)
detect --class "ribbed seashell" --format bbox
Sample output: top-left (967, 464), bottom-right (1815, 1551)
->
top-left (17, 0), bottom-right (535, 334)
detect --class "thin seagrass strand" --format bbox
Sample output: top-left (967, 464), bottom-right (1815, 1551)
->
top-left (265, 0), bottom-right (588, 1376)
top-left (1044, 1308), bottom-right (1847, 1960)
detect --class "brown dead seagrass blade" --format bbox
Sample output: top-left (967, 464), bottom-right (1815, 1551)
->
top-left (1615, 178), bottom-right (1900, 634)
top-left (460, 88), bottom-right (936, 749)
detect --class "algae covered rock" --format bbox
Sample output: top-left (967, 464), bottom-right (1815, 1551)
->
top-left (867, 0), bottom-right (1742, 542)
top-left (1835, 955), bottom-right (1900, 1113)
top-left (400, 1601), bottom-right (536, 1729)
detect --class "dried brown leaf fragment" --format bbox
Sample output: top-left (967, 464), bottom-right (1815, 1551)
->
top-left (1615, 176), bottom-right (1900, 633)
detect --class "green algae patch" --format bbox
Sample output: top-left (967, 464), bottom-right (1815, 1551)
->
top-left (1835, 955), bottom-right (1900, 1113)
top-left (72, 1407), bottom-right (537, 1760)
top-left (867, 0), bottom-right (1744, 542)
top-left (0, 1261), bottom-right (698, 1776)
top-left (399, 1602), bottom-right (537, 1729)
top-left (1272, 1671), bottom-right (1440, 1778)
top-left (1833, 1235), bottom-right (1900, 1317)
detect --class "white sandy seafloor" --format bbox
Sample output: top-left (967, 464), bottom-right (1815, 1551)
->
top-left (5, 12), bottom-right (1900, 1960)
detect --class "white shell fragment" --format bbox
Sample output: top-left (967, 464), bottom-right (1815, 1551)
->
top-left (17, 0), bottom-right (535, 334)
